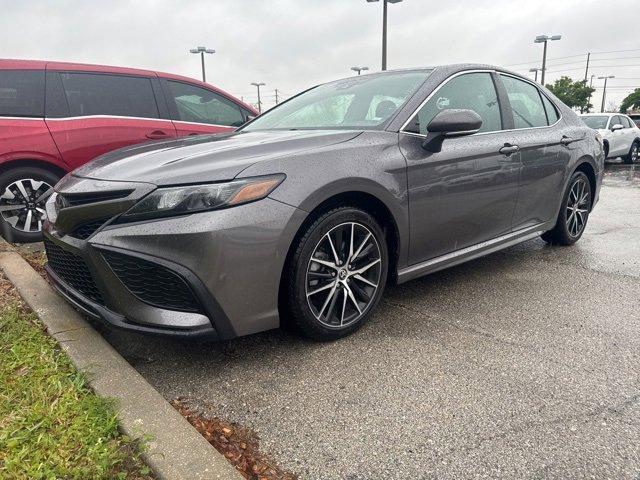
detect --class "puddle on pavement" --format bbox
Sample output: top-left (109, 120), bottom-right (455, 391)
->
top-left (603, 163), bottom-right (640, 187)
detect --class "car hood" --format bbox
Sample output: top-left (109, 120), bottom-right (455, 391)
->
top-left (72, 130), bottom-right (362, 185)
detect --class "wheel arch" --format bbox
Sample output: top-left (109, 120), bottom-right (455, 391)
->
top-left (277, 189), bottom-right (404, 323)
top-left (573, 159), bottom-right (597, 210)
top-left (0, 158), bottom-right (68, 180)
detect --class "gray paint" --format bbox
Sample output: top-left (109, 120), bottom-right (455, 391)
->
top-left (44, 64), bottom-right (604, 339)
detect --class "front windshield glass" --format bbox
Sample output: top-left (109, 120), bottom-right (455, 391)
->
top-left (581, 115), bottom-right (609, 129)
top-left (243, 70), bottom-right (432, 131)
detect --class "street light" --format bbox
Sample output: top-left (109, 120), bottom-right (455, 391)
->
top-left (251, 82), bottom-right (266, 113)
top-left (529, 67), bottom-right (541, 82)
top-left (189, 46), bottom-right (215, 83)
top-left (351, 66), bottom-right (369, 76)
top-left (598, 75), bottom-right (615, 113)
top-left (366, 0), bottom-right (403, 71)
top-left (534, 34), bottom-right (561, 85)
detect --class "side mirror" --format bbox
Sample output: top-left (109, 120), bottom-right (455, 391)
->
top-left (422, 109), bottom-right (483, 151)
top-left (611, 123), bottom-right (624, 131)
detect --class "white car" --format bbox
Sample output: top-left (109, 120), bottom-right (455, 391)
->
top-left (580, 113), bottom-right (640, 164)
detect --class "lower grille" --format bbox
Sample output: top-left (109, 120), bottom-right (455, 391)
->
top-left (102, 250), bottom-right (202, 313)
top-left (70, 218), bottom-right (108, 240)
top-left (44, 238), bottom-right (104, 304)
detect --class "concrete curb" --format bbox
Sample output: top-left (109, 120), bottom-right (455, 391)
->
top-left (0, 249), bottom-right (242, 480)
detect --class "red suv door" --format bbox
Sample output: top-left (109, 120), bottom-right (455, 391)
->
top-left (45, 70), bottom-right (177, 169)
top-left (161, 79), bottom-right (254, 136)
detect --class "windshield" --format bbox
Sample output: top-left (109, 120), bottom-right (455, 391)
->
top-left (242, 70), bottom-right (432, 131)
top-left (581, 115), bottom-right (609, 130)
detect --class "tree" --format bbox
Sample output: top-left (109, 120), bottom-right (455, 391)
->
top-left (619, 88), bottom-right (640, 113)
top-left (545, 76), bottom-right (595, 112)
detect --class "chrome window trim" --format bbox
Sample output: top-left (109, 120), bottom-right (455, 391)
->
top-left (42, 114), bottom-right (232, 129)
top-left (399, 69), bottom-right (563, 138)
top-left (0, 115), bottom-right (44, 121)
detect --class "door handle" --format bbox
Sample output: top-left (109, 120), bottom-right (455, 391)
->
top-left (560, 136), bottom-right (574, 146)
top-left (499, 144), bottom-right (520, 156)
top-left (146, 130), bottom-right (170, 139)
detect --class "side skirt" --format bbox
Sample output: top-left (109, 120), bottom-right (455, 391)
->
top-left (396, 224), bottom-right (547, 284)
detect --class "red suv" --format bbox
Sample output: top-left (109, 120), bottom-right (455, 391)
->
top-left (0, 59), bottom-right (258, 242)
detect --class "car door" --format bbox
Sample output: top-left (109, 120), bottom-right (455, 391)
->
top-left (607, 115), bottom-right (626, 156)
top-left (399, 71), bottom-right (521, 265)
top-left (45, 71), bottom-right (177, 170)
top-left (621, 116), bottom-right (637, 151)
top-left (162, 80), bottom-right (249, 136)
top-left (497, 74), bottom-right (570, 229)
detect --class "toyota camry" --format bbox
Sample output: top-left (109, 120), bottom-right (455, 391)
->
top-left (43, 64), bottom-right (604, 341)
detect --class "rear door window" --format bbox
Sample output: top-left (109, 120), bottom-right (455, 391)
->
top-left (541, 94), bottom-right (559, 124)
top-left (0, 70), bottom-right (45, 117)
top-left (500, 75), bottom-right (548, 128)
top-left (166, 81), bottom-right (245, 127)
top-left (59, 73), bottom-right (159, 119)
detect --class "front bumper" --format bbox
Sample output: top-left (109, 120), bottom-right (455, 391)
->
top-left (44, 197), bottom-right (306, 339)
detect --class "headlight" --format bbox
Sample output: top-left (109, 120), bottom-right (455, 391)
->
top-left (119, 174), bottom-right (285, 223)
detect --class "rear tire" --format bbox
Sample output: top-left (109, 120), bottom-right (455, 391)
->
top-left (284, 207), bottom-right (388, 341)
top-left (624, 141), bottom-right (639, 164)
top-left (0, 167), bottom-right (59, 243)
top-left (541, 171), bottom-right (592, 246)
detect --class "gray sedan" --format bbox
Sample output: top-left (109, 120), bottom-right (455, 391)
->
top-left (43, 64), bottom-right (604, 341)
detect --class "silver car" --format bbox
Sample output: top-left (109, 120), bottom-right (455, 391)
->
top-left (43, 64), bottom-right (604, 341)
top-left (580, 113), bottom-right (640, 163)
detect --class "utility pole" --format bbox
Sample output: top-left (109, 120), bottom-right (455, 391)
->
top-left (274, 89), bottom-right (279, 105)
top-left (584, 52), bottom-right (590, 82)
top-left (251, 82), bottom-right (266, 113)
top-left (534, 34), bottom-right (561, 85)
top-left (189, 46), bottom-right (215, 83)
top-left (598, 75), bottom-right (615, 113)
top-left (366, 0), bottom-right (403, 71)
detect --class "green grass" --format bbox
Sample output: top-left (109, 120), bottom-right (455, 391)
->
top-left (0, 291), bottom-right (153, 479)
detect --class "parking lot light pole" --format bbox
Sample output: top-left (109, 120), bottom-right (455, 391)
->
top-left (251, 82), bottom-right (266, 113)
top-left (534, 34), bottom-right (561, 85)
top-left (598, 75), bottom-right (615, 112)
top-left (366, 0), bottom-right (403, 71)
top-left (189, 46), bottom-right (215, 83)
top-left (351, 66), bottom-right (369, 76)
top-left (529, 68), bottom-right (541, 82)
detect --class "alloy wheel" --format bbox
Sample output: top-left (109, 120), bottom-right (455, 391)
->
top-left (0, 179), bottom-right (53, 233)
top-left (565, 177), bottom-right (590, 238)
top-left (632, 144), bottom-right (639, 163)
top-left (306, 222), bottom-right (382, 328)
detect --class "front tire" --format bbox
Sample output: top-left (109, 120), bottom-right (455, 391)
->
top-left (285, 207), bottom-right (388, 341)
top-left (0, 167), bottom-right (59, 243)
top-left (541, 171), bottom-right (592, 246)
top-left (624, 141), bottom-right (639, 164)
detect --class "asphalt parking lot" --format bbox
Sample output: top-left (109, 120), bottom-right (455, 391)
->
top-left (104, 164), bottom-right (640, 480)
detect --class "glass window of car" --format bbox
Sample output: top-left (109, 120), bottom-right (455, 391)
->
top-left (620, 116), bottom-right (633, 128)
top-left (580, 115), bottom-right (609, 129)
top-left (609, 115), bottom-right (622, 129)
top-left (243, 70), bottom-right (431, 131)
top-left (404, 72), bottom-right (502, 135)
top-left (167, 81), bottom-right (245, 127)
top-left (0, 70), bottom-right (45, 117)
top-left (500, 75), bottom-right (548, 128)
top-left (60, 73), bottom-right (159, 119)
top-left (541, 94), bottom-right (559, 124)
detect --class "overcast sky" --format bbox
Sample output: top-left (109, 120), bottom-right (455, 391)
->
top-left (2, 0), bottom-right (640, 111)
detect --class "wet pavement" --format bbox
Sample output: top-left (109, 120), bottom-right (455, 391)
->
top-left (63, 165), bottom-right (640, 478)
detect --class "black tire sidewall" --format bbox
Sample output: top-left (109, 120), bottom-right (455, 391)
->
top-left (0, 166), bottom-right (61, 243)
top-left (288, 207), bottom-right (388, 340)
